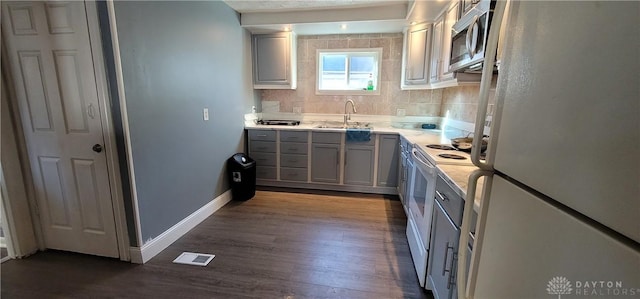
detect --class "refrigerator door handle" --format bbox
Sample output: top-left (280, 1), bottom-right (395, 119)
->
top-left (470, 0), bottom-right (507, 171)
top-left (457, 169), bottom-right (493, 299)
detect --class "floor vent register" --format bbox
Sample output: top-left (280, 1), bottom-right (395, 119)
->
top-left (172, 252), bottom-right (215, 266)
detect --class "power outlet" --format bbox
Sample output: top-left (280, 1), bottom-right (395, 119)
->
top-left (396, 108), bottom-right (406, 117)
top-left (203, 108), bottom-right (209, 121)
top-left (293, 106), bottom-right (302, 114)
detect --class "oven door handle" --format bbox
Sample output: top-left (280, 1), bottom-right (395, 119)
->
top-left (411, 148), bottom-right (435, 174)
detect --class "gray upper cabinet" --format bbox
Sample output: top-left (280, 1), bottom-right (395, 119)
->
top-left (344, 144), bottom-right (375, 186)
top-left (377, 134), bottom-right (399, 187)
top-left (429, 16), bottom-right (444, 84)
top-left (402, 23), bottom-right (432, 88)
top-left (440, 1), bottom-right (459, 82)
top-left (430, 1), bottom-right (481, 88)
top-left (252, 32), bottom-right (297, 89)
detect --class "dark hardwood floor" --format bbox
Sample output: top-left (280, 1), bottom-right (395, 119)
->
top-left (1, 189), bottom-right (433, 299)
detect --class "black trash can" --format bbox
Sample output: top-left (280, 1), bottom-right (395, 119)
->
top-left (227, 153), bottom-right (256, 201)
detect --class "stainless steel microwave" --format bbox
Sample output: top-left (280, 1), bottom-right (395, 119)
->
top-left (449, 0), bottom-right (495, 72)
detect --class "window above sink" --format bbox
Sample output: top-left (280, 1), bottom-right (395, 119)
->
top-left (316, 48), bottom-right (382, 96)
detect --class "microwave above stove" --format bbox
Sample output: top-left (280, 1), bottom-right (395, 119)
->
top-left (449, 0), bottom-right (496, 73)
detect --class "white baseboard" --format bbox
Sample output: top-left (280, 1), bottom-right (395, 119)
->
top-left (128, 189), bottom-right (232, 264)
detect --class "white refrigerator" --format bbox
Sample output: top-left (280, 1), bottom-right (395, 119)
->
top-left (459, 1), bottom-right (640, 299)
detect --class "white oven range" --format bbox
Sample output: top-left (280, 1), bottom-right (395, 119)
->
top-left (405, 142), bottom-right (474, 288)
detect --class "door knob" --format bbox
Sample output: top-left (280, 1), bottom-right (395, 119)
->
top-left (92, 144), bottom-right (103, 153)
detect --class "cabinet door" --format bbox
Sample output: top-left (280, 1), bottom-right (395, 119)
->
top-left (404, 23), bottom-right (432, 85)
top-left (441, 1), bottom-right (459, 80)
top-left (430, 17), bottom-right (443, 84)
top-left (377, 134), bottom-right (399, 187)
top-left (344, 145), bottom-right (374, 186)
top-left (311, 144), bottom-right (340, 184)
top-left (252, 32), bottom-right (296, 89)
top-left (427, 200), bottom-right (460, 299)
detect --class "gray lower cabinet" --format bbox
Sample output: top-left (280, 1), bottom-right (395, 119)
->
top-left (428, 200), bottom-right (460, 299)
top-left (377, 134), bottom-right (399, 187)
top-left (247, 129), bottom-right (277, 180)
top-left (428, 174), bottom-right (465, 299)
top-left (249, 129), bottom-right (401, 194)
top-left (344, 145), bottom-right (374, 186)
top-left (311, 143), bottom-right (340, 184)
top-left (280, 131), bottom-right (309, 182)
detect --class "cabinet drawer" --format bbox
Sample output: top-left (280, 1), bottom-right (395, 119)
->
top-left (250, 141), bottom-right (276, 153)
top-left (280, 131), bottom-right (308, 142)
top-left (280, 154), bottom-right (308, 168)
top-left (435, 175), bottom-right (464, 227)
top-left (248, 130), bottom-right (276, 141)
top-left (250, 152), bottom-right (276, 167)
top-left (280, 167), bottom-right (308, 182)
top-left (312, 132), bottom-right (342, 144)
top-left (256, 166), bottom-right (276, 180)
top-left (281, 142), bottom-right (308, 154)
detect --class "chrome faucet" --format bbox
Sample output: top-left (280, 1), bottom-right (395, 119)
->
top-left (344, 99), bottom-right (357, 126)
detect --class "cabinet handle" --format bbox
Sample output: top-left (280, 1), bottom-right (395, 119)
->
top-left (257, 134), bottom-right (267, 137)
top-left (257, 146), bottom-right (267, 150)
top-left (447, 251), bottom-right (458, 290)
top-left (442, 241), bottom-right (451, 276)
top-left (289, 148), bottom-right (298, 151)
top-left (436, 190), bottom-right (449, 202)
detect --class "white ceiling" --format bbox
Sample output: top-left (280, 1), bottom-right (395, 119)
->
top-left (224, 0), bottom-right (401, 13)
top-left (224, 0), bottom-right (449, 35)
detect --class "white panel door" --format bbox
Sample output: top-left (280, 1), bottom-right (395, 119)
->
top-left (493, 1), bottom-right (640, 242)
top-left (1, 1), bottom-right (119, 257)
top-left (473, 176), bottom-right (640, 298)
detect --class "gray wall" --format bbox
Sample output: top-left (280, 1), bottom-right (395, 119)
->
top-left (113, 1), bottom-right (254, 242)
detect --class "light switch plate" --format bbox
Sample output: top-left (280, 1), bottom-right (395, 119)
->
top-left (203, 108), bottom-right (209, 121)
top-left (396, 108), bottom-right (406, 117)
top-left (293, 106), bottom-right (302, 114)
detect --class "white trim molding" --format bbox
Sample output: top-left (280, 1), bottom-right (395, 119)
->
top-left (86, 0), bottom-right (131, 262)
top-left (106, 0), bottom-right (144, 247)
top-left (129, 190), bottom-right (233, 264)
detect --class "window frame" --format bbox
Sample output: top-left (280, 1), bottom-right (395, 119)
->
top-left (315, 48), bottom-right (383, 96)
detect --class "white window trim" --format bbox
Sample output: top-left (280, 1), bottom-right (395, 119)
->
top-left (315, 48), bottom-right (383, 96)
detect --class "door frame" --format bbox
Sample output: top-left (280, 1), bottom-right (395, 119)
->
top-left (0, 0), bottom-right (131, 261)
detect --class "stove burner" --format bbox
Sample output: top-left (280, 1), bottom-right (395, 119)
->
top-left (438, 153), bottom-right (467, 160)
top-left (426, 144), bottom-right (456, 150)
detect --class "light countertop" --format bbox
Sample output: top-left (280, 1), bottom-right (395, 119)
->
top-left (437, 164), bottom-right (485, 212)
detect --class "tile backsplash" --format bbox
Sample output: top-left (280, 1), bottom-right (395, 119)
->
top-left (260, 33), bottom-right (443, 117)
top-left (440, 85), bottom-right (496, 124)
